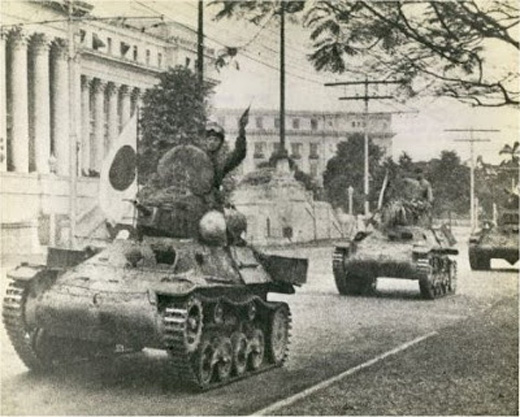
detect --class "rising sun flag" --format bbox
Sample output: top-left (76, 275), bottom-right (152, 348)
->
top-left (99, 113), bottom-right (138, 227)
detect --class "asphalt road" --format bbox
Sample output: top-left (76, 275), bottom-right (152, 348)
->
top-left (0, 238), bottom-right (517, 415)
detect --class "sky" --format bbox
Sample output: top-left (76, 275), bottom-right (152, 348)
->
top-left (87, 0), bottom-right (519, 165)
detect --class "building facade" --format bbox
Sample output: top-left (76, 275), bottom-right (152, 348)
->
top-left (214, 108), bottom-right (394, 185)
top-left (0, 1), bottom-right (395, 254)
top-left (1, 0), bottom-right (216, 253)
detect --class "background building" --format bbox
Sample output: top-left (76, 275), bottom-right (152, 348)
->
top-left (0, 1), bottom-right (394, 254)
top-left (214, 108), bottom-right (394, 185)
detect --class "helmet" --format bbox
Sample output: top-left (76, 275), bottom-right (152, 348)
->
top-left (205, 121), bottom-right (225, 140)
top-left (199, 210), bottom-right (227, 246)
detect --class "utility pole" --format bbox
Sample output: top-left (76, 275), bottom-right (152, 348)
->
top-left (68, 0), bottom-right (78, 248)
top-left (197, 0), bottom-right (204, 84)
top-left (445, 128), bottom-right (498, 230)
top-left (325, 78), bottom-right (402, 215)
top-left (279, 3), bottom-right (287, 160)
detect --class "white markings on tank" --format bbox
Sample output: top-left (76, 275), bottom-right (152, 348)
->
top-left (252, 331), bottom-right (438, 416)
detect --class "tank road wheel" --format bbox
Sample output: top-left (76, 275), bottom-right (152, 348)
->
top-left (248, 329), bottom-right (265, 371)
top-left (231, 332), bottom-right (248, 376)
top-left (195, 334), bottom-right (218, 389)
top-left (212, 301), bottom-right (225, 326)
top-left (215, 336), bottom-right (233, 382)
top-left (184, 297), bottom-right (204, 353)
top-left (417, 258), bottom-right (436, 300)
top-left (267, 303), bottom-right (291, 366)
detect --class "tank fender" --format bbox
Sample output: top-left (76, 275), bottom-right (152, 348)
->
top-left (431, 247), bottom-right (459, 256)
top-left (412, 246), bottom-right (430, 256)
top-left (6, 264), bottom-right (55, 282)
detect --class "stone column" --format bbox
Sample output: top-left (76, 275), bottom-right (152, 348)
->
top-left (130, 87), bottom-right (141, 118)
top-left (119, 85), bottom-right (131, 129)
top-left (30, 34), bottom-right (51, 174)
top-left (7, 29), bottom-right (29, 173)
top-left (106, 82), bottom-right (119, 149)
top-left (80, 75), bottom-right (91, 175)
top-left (0, 30), bottom-right (7, 171)
top-left (91, 78), bottom-right (106, 173)
top-left (51, 39), bottom-right (70, 176)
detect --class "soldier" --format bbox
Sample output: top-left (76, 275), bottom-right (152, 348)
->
top-left (201, 107), bottom-right (249, 199)
top-left (415, 168), bottom-right (434, 205)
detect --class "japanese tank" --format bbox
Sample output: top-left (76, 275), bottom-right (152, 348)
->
top-left (469, 197), bottom-right (519, 270)
top-left (333, 177), bottom-right (458, 299)
top-left (3, 144), bottom-right (307, 390)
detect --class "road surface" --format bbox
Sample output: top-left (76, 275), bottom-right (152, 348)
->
top-left (1, 239), bottom-right (517, 415)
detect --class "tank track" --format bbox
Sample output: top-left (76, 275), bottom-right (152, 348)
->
top-left (417, 255), bottom-right (457, 300)
top-left (161, 294), bottom-right (292, 391)
top-left (2, 280), bottom-right (44, 370)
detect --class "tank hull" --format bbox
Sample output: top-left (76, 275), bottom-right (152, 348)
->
top-left (3, 237), bottom-right (307, 390)
top-left (333, 226), bottom-right (458, 299)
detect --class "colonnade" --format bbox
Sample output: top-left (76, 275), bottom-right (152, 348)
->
top-left (0, 28), bottom-right (142, 177)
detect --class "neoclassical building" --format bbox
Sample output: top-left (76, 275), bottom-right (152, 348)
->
top-left (214, 108), bottom-right (394, 185)
top-left (1, 0), bottom-right (217, 252)
top-left (1, 1), bottom-right (395, 254)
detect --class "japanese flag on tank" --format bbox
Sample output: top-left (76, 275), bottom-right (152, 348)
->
top-left (99, 113), bottom-right (138, 227)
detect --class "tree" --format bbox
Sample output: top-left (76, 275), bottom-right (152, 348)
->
top-left (305, 1), bottom-right (519, 107)
top-left (211, 1), bottom-right (519, 107)
top-left (138, 66), bottom-right (212, 183)
top-left (428, 150), bottom-right (470, 217)
top-left (499, 141), bottom-right (520, 165)
top-left (322, 134), bottom-right (385, 213)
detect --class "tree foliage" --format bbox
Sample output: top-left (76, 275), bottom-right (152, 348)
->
top-left (305, 1), bottom-right (519, 107)
top-left (211, 0), bottom-right (519, 107)
top-left (322, 134), bottom-right (385, 213)
top-left (476, 141), bottom-right (519, 217)
top-left (138, 66), bottom-right (213, 182)
top-left (428, 150), bottom-right (470, 217)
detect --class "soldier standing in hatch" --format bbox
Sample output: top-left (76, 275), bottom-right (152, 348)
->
top-left (200, 107), bottom-right (249, 209)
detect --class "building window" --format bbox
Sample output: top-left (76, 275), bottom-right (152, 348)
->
top-left (309, 143), bottom-right (319, 159)
top-left (185, 57), bottom-right (191, 67)
top-left (255, 117), bottom-right (263, 129)
top-left (92, 33), bottom-right (104, 50)
top-left (272, 142), bottom-right (281, 155)
top-left (292, 118), bottom-right (300, 129)
top-left (120, 41), bottom-right (130, 57)
top-left (311, 118), bottom-right (318, 130)
top-left (352, 121), bottom-right (356, 128)
top-left (291, 142), bottom-right (302, 159)
top-left (158, 52), bottom-right (163, 68)
top-left (146, 49), bottom-right (150, 65)
top-left (133, 46), bottom-right (138, 61)
top-left (107, 37), bottom-right (112, 54)
top-left (274, 118), bottom-right (280, 129)
top-left (254, 142), bottom-right (265, 159)
top-left (266, 218), bottom-right (271, 238)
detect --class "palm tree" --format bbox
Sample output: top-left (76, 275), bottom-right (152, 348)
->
top-left (499, 141), bottom-right (519, 166)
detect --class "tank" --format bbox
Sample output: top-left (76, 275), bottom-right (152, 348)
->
top-left (3, 145), bottom-right (307, 390)
top-left (333, 176), bottom-right (458, 299)
top-left (468, 207), bottom-right (519, 270)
